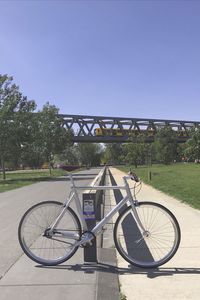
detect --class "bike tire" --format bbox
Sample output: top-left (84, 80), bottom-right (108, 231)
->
top-left (113, 202), bottom-right (181, 268)
top-left (18, 201), bottom-right (82, 266)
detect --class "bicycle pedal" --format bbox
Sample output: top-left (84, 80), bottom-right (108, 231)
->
top-left (80, 241), bottom-right (93, 248)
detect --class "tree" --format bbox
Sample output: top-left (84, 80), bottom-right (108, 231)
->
top-left (20, 113), bottom-right (46, 169)
top-left (37, 103), bottom-right (72, 174)
top-left (77, 143), bottom-right (102, 167)
top-left (123, 134), bottom-right (147, 168)
top-left (153, 126), bottom-right (177, 164)
top-left (176, 143), bottom-right (187, 162)
top-left (0, 74), bottom-right (36, 179)
top-left (55, 144), bottom-right (79, 166)
top-left (103, 143), bottom-right (123, 165)
top-left (184, 128), bottom-right (200, 162)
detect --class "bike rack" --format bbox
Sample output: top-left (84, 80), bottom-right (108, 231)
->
top-left (82, 166), bottom-right (107, 263)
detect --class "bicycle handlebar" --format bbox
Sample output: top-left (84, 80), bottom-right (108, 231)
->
top-left (128, 171), bottom-right (140, 183)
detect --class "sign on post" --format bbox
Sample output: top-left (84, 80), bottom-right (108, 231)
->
top-left (83, 199), bottom-right (95, 220)
top-left (83, 193), bottom-right (97, 263)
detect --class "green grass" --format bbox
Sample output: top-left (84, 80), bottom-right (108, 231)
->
top-left (0, 168), bottom-right (68, 193)
top-left (118, 163), bottom-right (200, 210)
top-left (120, 292), bottom-right (127, 300)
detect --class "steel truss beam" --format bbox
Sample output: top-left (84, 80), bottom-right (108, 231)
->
top-left (59, 114), bottom-right (200, 143)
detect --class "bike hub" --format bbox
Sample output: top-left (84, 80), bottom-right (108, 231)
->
top-left (143, 230), bottom-right (151, 238)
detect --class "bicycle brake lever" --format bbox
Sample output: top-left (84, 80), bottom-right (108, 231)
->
top-left (128, 171), bottom-right (140, 182)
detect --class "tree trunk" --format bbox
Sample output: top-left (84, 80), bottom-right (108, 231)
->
top-left (48, 161), bottom-right (52, 176)
top-left (1, 158), bottom-right (6, 180)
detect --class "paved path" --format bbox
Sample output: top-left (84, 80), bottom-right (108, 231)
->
top-left (2, 166), bottom-right (200, 300)
top-left (0, 169), bottom-right (103, 300)
top-left (109, 167), bottom-right (200, 300)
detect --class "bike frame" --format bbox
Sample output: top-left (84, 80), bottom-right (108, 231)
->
top-left (49, 174), bottom-right (146, 245)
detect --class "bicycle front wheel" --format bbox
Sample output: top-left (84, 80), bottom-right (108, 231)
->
top-left (114, 202), bottom-right (181, 268)
top-left (18, 201), bottom-right (81, 266)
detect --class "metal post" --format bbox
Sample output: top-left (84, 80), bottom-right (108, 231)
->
top-left (82, 166), bottom-right (107, 263)
top-left (148, 171), bottom-right (152, 181)
top-left (83, 192), bottom-right (97, 263)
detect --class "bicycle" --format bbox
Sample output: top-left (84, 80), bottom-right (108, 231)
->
top-left (18, 171), bottom-right (181, 268)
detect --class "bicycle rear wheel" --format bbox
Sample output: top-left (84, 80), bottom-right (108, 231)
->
top-left (114, 202), bottom-right (181, 268)
top-left (18, 201), bottom-right (81, 266)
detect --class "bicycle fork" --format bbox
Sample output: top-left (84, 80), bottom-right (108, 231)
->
top-left (123, 177), bottom-right (147, 233)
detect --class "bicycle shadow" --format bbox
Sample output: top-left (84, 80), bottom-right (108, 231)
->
top-left (36, 263), bottom-right (200, 279)
top-left (109, 170), bottom-right (155, 263)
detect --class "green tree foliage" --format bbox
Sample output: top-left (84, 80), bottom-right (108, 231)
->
top-left (176, 143), bottom-right (187, 162)
top-left (56, 144), bottom-right (79, 165)
top-left (0, 74), bottom-right (73, 176)
top-left (20, 113), bottom-right (45, 168)
top-left (153, 126), bottom-right (177, 164)
top-left (103, 143), bottom-right (123, 165)
top-left (0, 75), bottom-right (36, 179)
top-left (37, 103), bottom-right (72, 174)
top-left (21, 105), bottom-right (73, 170)
top-left (184, 128), bottom-right (200, 161)
top-left (122, 134), bottom-right (147, 168)
top-left (77, 143), bottom-right (102, 167)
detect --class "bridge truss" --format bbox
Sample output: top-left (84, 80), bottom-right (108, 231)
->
top-left (59, 114), bottom-right (200, 143)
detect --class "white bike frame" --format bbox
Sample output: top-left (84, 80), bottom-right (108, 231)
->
top-left (49, 174), bottom-right (146, 246)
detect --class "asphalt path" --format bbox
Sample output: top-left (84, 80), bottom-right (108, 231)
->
top-left (0, 168), bottom-right (100, 279)
top-left (3, 166), bottom-right (199, 300)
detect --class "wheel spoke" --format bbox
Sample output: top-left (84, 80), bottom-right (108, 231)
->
top-left (18, 201), bottom-right (81, 265)
top-left (114, 202), bottom-right (180, 268)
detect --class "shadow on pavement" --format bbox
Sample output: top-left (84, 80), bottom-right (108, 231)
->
top-left (0, 172), bottom-right (99, 184)
top-left (70, 173), bottom-right (99, 176)
top-left (0, 175), bottom-right (97, 184)
top-left (108, 169), bottom-right (155, 264)
top-left (36, 263), bottom-right (200, 279)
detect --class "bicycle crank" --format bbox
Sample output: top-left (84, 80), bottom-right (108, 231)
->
top-left (79, 231), bottom-right (96, 247)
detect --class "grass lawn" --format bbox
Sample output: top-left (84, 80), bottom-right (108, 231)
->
top-left (0, 168), bottom-right (68, 193)
top-left (118, 163), bottom-right (200, 210)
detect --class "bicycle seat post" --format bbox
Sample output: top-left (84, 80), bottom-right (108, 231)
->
top-left (68, 173), bottom-right (76, 190)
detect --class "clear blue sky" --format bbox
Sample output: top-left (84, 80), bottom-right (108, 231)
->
top-left (1, 0), bottom-right (200, 121)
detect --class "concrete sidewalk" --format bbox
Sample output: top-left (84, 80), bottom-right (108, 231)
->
top-left (109, 167), bottom-right (200, 300)
top-left (1, 166), bottom-right (200, 300)
top-left (0, 168), bottom-right (119, 300)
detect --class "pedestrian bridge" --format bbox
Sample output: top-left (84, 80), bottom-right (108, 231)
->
top-left (59, 114), bottom-right (200, 143)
